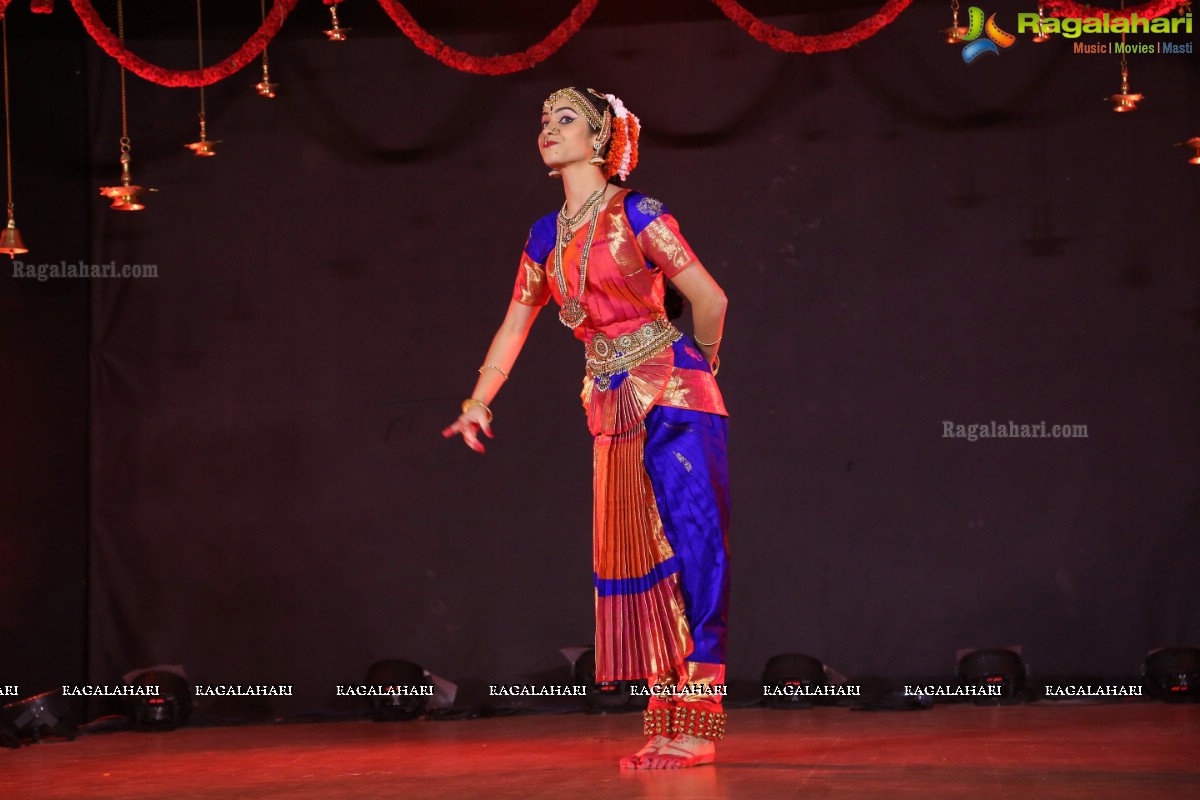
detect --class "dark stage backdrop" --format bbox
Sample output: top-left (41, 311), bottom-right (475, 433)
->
top-left (0, 23), bottom-right (90, 704)
top-left (72, 5), bottom-right (1200, 712)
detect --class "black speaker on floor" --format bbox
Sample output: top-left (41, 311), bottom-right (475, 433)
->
top-left (1143, 646), bottom-right (1200, 703)
top-left (126, 669), bottom-right (193, 731)
top-left (957, 647), bottom-right (1026, 705)
top-left (762, 653), bottom-right (828, 709)
top-left (572, 648), bottom-right (648, 712)
top-left (364, 660), bottom-right (433, 721)
top-left (1, 690), bottom-right (77, 743)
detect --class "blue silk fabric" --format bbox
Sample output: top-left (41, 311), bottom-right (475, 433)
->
top-left (621, 191), bottom-right (670, 238)
top-left (641, 405), bottom-right (731, 666)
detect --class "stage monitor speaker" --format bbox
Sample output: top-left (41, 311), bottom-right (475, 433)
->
top-left (126, 669), bottom-right (194, 731)
top-left (1, 689), bottom-right (77, 743)
top-left (957, 647), bottom-right (1026, 705)
top-left (571, 648), bottom-right (648, 712)
top-left (762, 653), bottom-right (828, 710)
top-left (364, 659), bottom-right (433, 721)
top-left (1143, 646), bottom-right (1200, 703)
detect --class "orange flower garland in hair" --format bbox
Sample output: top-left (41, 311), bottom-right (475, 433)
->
top-left (604, 122), bottom-right (627, 180)
top-left (599, 92), bottom-right (639, 181)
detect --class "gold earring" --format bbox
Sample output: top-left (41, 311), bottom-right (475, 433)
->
top-left (548, 169), bottom-right (561, 178)
top-left (588, 138), bottom-right (605, 167)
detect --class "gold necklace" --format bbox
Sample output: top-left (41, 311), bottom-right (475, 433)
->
top-left (558, 185), bottom-right (607, 230)
top-left (554, 186), bottom-right (608, 328)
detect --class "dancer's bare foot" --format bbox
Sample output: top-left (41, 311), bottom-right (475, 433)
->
top-left (619, 734), bottom-right (674, 769)
top-left (638, 733), bottom-right (716, 769)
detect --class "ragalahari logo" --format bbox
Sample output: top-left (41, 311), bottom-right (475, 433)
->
top-left (959, 7), bottom-right (1017, 63)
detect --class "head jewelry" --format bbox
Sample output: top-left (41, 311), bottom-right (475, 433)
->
top-left (542, 87), bottom-right (640, 181)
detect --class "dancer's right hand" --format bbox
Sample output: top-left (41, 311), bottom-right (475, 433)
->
top-left (442, 406), bottom-right (493, 453)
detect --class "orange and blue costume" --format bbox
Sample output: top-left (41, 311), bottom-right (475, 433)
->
top-left (513, 188), bottom-right (730, 736)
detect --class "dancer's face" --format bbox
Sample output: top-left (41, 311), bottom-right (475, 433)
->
top-left (539, 101), bottom-right (597, 170)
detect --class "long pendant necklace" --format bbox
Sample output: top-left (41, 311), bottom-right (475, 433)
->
top-left (555, 186), bottom-right (607, 329)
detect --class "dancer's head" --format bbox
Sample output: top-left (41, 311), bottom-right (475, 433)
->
top-left (539, 87), bottom-right (640, 182)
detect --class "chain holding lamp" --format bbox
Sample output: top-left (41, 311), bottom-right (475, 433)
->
top-left (185, 0), bottom-right (220, 155)
top-left (255, 0), bottom-right (279, 98)
top-left (943, 0), bottom-right (969, 43)
top-left (1107, 2), bottom-right (1144, 112)
top-left (0, 13), bottom-right (27, 257)
top-left (1108, 48), bottom-right (1144, 112)
top-left (98, 0), bottom-right (155, 210)
top-left (324, 0), bottom-right (349, 41)
top-left (1031, 1), bottom-right (1052, 43)
top-left (1171, 3), bottom-right (1193, 162)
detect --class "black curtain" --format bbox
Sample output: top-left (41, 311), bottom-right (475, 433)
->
top-left (0, 17), bottom-right (90, 705)
top-left (10, 4), bottom-right (1200, 714)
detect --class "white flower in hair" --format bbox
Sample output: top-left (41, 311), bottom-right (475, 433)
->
top-left (603, 93), bottom-right (638, 181)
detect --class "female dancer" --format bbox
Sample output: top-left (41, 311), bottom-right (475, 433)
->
top-left (443, 88), bottom-right (730, 769)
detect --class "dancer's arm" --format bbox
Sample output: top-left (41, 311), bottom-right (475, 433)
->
top-left (442, 299), bottom-right (541, 453)
top-left (670, 262), bottom-right (727, 370)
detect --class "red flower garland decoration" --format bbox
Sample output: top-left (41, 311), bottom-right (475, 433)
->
top-left (709, 0), bottom-right (916, 53)
top-left (0, 0), bottom-right (933, 88)
top-left (69, 0), bottom-right (301, 88)
top-left (375, 0), bottom-right (599, 75)
top-left (1045, 0), bottom-right (1187, 19)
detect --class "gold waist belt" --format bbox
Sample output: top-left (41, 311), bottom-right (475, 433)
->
top-left (585, 316), bottom-right (682, 389)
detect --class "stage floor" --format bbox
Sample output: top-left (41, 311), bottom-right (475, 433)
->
top-left (3, 704), bottom-right (1197, 799)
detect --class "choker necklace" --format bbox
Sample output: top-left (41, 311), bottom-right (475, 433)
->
top-left (558, 185), bottom-right (607, 230)
top-left (554, 186), bottom-right (608, 328)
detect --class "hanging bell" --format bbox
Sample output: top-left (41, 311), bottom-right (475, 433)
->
top-left (0, 211), bottom-right (27, 257)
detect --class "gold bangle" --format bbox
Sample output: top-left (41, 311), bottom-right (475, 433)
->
top-left (478, 363), bottom-right (509, 381)
top-left (461, 398), bottom-right (493, 423)
top-left (711, 354), bottom-right (720, 377)
top-left (694, 333), bottom-right (723, 348)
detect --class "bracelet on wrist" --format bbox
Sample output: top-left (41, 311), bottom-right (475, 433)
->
top-left (711, 354), bottom-right (720, 377)
top-left (461, 398), bottom-right (493, 423)
top-left (478, 363), bottom-right (509, 381)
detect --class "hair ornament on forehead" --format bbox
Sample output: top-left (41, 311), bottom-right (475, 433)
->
top-left (542, 87), bottom-right (605, 130)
